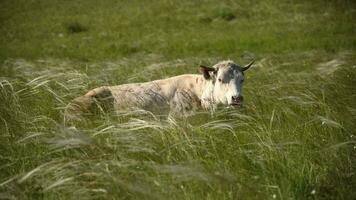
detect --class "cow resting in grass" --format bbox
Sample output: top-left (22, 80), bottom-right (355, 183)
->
top-left (66, 60), bottom-right (253, 118)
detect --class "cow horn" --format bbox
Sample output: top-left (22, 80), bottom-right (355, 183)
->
top-left (242, 60), bottom-right (254, 71)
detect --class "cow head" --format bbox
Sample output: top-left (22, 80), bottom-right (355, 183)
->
top-left (200, 60), bottom-right (253, 108)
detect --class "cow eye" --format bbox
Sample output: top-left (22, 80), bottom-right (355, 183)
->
top-left (218, 78), bottom-right (222, 82)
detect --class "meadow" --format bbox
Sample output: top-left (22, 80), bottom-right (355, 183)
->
top-left (0, 0), bottom-right (355, 199)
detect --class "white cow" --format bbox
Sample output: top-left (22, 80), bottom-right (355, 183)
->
top-left (67, 60), bottom-right (253, 117)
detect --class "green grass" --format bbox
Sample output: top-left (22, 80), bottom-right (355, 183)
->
top-left (0, 0), bottom-right (355, 199)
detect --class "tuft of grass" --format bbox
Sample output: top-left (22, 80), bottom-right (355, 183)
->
top-left (65, 22), bottom-right (88, 34)
top-left (215, 7), bottom-right (236, 21)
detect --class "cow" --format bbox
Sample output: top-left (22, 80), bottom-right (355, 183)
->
top-left (66, 60), bottom-right (254, 118)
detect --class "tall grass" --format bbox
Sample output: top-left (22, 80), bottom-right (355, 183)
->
top-left (0, 52), bottom-right (355, 199)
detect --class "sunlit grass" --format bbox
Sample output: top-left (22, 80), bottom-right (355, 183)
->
top-left (0, 0), bottom-right (355, 61)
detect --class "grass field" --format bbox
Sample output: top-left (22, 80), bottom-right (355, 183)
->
top-left (0, 0), bottom-right (355, 199)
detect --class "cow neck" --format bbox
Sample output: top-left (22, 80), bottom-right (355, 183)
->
top-left (197, 75), bottom-right (214, 100)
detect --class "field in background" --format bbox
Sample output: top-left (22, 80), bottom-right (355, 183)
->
top-left (0, 0), bottom-right (355, 199)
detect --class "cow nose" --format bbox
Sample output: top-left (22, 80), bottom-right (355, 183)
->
top-left (231, 95), bottom-right (243, 103)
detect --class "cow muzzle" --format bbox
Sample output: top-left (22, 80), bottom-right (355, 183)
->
top-left (230, 96), bottom-right (244, 107)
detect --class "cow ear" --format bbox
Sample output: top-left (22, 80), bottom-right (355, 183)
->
top-left (199, 65), bottom-right (215, 79)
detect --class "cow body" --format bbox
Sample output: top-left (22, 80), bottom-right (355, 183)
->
top-left (67, 60), bottom-right (253, 118)
top-left (86, 74), bottom-right (205, 113)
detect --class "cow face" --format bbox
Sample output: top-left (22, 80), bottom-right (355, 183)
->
top-left (200, 60), bottom-right (253, 108)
